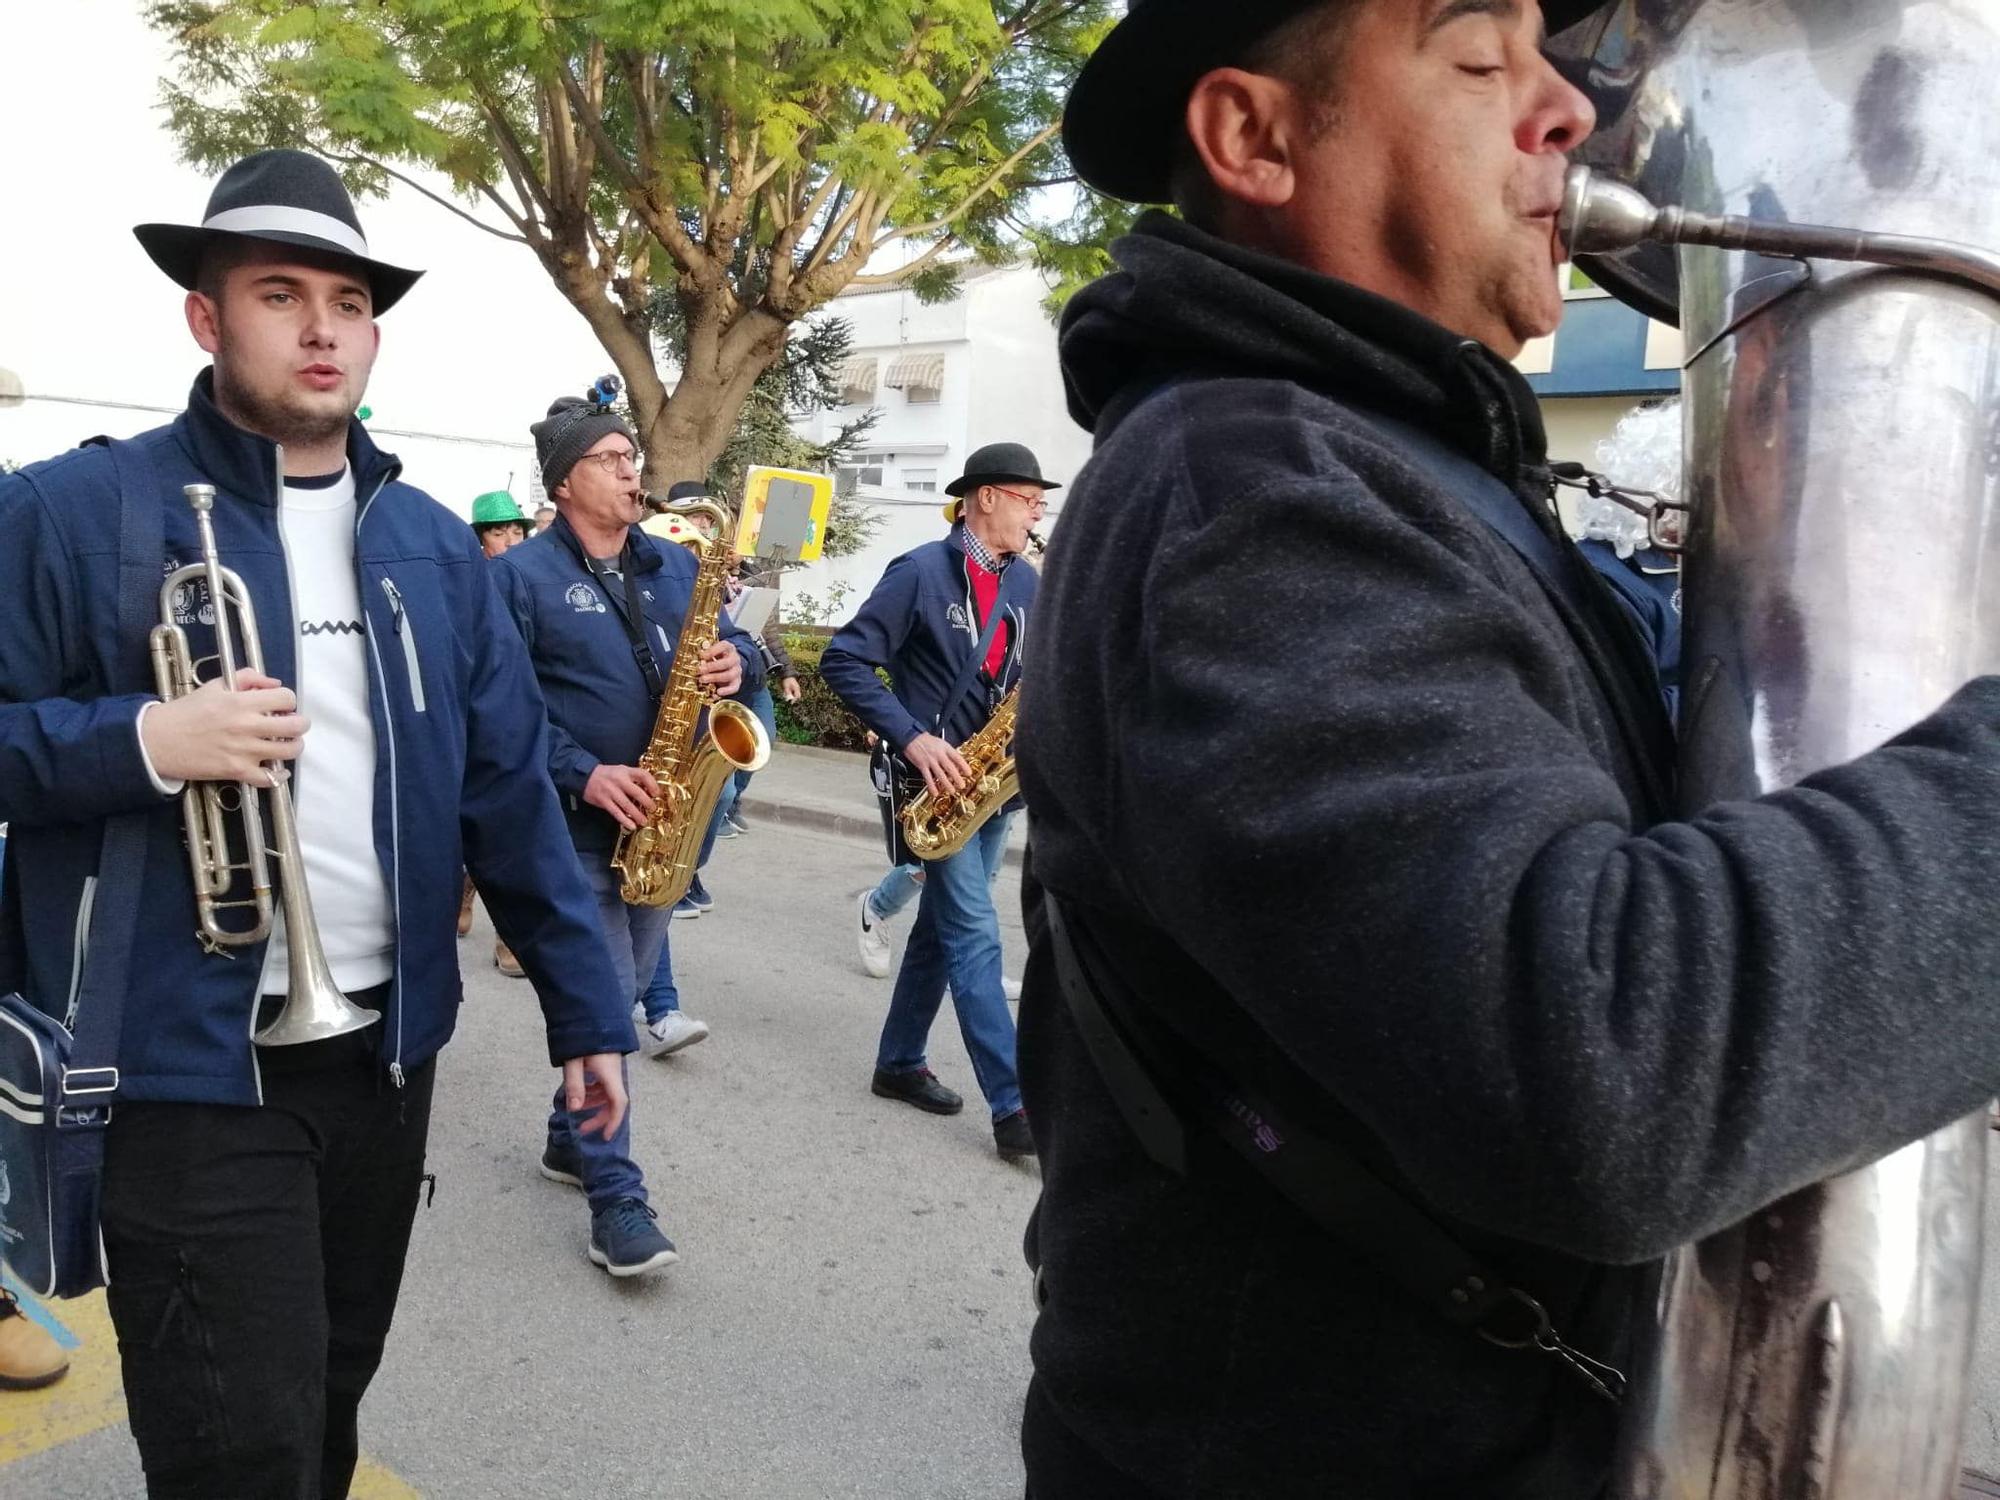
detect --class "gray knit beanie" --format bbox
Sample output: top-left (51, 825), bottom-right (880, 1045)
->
top-left (531, 396), bottom-right (635, 497)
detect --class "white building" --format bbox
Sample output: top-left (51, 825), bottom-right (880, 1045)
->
top-left (785, 261), bottom-right (1093, 614)
top-left (781, 257), bottom-right (1681, 618)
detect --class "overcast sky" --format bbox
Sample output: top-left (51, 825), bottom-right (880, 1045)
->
top-left (0, 0), bottom-right (614, 509)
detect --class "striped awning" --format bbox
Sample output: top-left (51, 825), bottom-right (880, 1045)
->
top-left (837, 356), bottom-right (878, 401)
top-left (883, 351), bottom-right (945, 393)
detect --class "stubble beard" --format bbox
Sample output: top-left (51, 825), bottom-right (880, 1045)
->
top-left (213, 360), bottom-right (354, 452)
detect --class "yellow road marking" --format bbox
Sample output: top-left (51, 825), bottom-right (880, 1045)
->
top-left (0, 1287), bottom-right (421, 1494)
top-left (0, 1289), bottom-right (124, 1465)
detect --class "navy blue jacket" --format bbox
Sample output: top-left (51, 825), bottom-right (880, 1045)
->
top-left (819, 534), bottom-right (1036, 752)
top-left (0, 372), bottom-right (636, 1105)
top-left (491, 521), bottom-right (763, 852)
top-left (1579, 540), bottom-right (1682, 712)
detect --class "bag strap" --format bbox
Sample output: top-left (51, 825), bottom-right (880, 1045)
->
top-left (1353, 411), bottom-right (1676, 820)
top-left (61, 438), bottom-right (165, 1104)
top-left (1044, 891), bottom-right (1625, 1405)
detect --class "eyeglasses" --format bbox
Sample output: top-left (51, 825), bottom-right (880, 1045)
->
top-left (990, 485), bottom-right (1048, 513)
top-left (579, 448), bottom-right (642, 477)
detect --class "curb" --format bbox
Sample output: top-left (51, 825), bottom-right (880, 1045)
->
top-left (736, 793), bottom-right (1026, 869)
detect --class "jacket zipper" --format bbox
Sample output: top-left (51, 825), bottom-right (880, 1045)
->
top-left (356, 475), bottom-right (407, 1087)
top-left (379, 578), bottom-right (427, 713)
top-left (62, 875), bottom-right (98, 1031)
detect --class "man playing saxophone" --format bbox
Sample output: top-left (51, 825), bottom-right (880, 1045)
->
top-left (820, 442), bottom-right (1054, 1161)
top-left (492, 392), bottom-right (763, 1271)
top-left (0, 151), bottom-right (635, 1499)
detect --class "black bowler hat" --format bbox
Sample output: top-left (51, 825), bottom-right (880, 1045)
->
top-left (942, 441), bottom-right (1062, 521)
top-left (134, 149), bottom-right (424, 314)
top-left (1063, 0), bottom-right (1612, 205)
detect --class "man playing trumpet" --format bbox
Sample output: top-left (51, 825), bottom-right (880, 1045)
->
top-left (0, 150), bottom-right (635, 1498)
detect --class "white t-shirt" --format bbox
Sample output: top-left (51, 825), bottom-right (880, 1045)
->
top-left (256, 466), bottom-right (395, 997)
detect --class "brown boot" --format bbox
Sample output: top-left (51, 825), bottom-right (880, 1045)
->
top-left (458, 873), bottom-right (476, 938)
top-left (494, 941), bottom-right (524, 978)
top-left (0, 1294), bottom-right (69, 1391)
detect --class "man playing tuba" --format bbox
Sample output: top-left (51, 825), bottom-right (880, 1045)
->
top-left (1017, 2), bottom-right (2000, 1496)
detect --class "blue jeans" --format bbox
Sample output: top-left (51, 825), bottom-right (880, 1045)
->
top-left (637, 929), bottom-right (681, 1023)
top-left (867, 863), bottom-right (923, 923)
top-left (546, 846), bottom-right (665, 1212)
top-left (876, 812), bottom-right (1019, 1119)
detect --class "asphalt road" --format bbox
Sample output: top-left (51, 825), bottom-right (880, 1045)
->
top-left (11, 812), bottom-right (1041, 1500)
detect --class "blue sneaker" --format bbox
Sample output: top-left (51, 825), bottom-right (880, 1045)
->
top-left (539, 1141), bottom-right (584, 1189)
top-left (671, 895), bottom-right (701, 921)
top-left (685, 874), bottom-right (715, 912)
top-left (589, 1198), bottom-right (679, 1277)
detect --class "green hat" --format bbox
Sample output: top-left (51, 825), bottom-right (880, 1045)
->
top-left (470, 491), bottom-right (528, 527)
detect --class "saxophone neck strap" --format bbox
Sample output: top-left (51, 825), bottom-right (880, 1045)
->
top-left (553, 516), bottom-right (666, 700)
top-left (934, 592), bottom-right (1008, 736)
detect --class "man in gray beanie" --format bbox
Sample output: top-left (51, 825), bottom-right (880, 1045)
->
top-left (493, 385), bottom-right (763, 1273)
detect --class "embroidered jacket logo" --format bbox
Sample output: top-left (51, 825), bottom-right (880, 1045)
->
top-left (946, 602), bottom-right (975, 638)
top-left (567, 583), bottom-right (607, 614)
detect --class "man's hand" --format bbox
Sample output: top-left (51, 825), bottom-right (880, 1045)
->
top-left (902, 731), bottom-right (972, 797)
top-left (696, 639), bottom-right (743, 697)
top-left (561, 1053), bottom-right (628, 1139)
top-left (583, 764), bottom-right (658, 831)
top-left (780, 674), bottom-right (803, 704)
top-left (142, 669), bottom-right (308, 785)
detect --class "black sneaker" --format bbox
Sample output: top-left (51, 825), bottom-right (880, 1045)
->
top-left (539, 1141), bottom-right (584, 1189)
top-left (589, 1198), bottom-right (679, 1277)
top-left (993, 1109), bottom-right (1036, 1160)
top-left (871, 1066), bottom-right (964, 1116)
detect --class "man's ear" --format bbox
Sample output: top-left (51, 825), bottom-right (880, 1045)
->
top-left (1184, 66), bottom-right (1304, 212)
top-left (186, 290), bottom-right (223, 356)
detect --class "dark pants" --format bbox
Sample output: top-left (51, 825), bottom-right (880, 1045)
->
top-left (1021, 1377), bottom-right (1164, 1499)
top-left (100, 1019), bottom-right (435, 1500)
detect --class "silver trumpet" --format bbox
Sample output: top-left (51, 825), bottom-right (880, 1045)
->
top-left (149, 483), bottom-right (381, 1047)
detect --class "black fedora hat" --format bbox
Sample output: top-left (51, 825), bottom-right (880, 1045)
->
top-left (942, 441), bottom-right (1063, 521)
top-left (134, 148), bottom-right (424, 314)
top-left (1064, 0), bottom-right (1613, 205)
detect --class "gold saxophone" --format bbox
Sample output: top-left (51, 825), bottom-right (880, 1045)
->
top-left (900, 687), bottom-right (1020, 863)
top-left (610, 500), bottom-right (771, 908)
top-left (898, 531), bottom-right (1041, 862)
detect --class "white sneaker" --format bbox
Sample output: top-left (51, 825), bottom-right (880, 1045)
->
top-left (643, 1011), bottom-right (711, 1057)
top-left (856, 890), bottom-right (892, 978)
top-left (1003, 976), bottom-right (1022, 1003)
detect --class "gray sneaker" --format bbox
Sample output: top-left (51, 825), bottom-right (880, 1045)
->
top-left (590, 1198), bottom-right (679, 1277)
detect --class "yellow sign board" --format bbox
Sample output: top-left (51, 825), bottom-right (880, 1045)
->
top-left (735, 466), bottom-right (834, 563)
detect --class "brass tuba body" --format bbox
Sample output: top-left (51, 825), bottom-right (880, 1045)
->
top-left (1554, 3), bottom-right (2000, 1494)
top-left (611, 499), bottom-right (771, 908)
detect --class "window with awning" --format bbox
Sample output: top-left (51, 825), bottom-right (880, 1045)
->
top-left (883, 352), bottom-right (945, 401)
top-left (837, 356), bottom-right (878, 405)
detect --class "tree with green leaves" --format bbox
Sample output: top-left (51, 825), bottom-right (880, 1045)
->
top-left (149, 0), bottom-right (1115, 489)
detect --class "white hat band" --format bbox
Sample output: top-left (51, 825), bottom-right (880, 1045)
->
top-left (201, 204), bottom-right (369, 259)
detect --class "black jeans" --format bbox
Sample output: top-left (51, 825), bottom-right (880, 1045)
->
top-left (100, 1020), bottom-right (435, 1500)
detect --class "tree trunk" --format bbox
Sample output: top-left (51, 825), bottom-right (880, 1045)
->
top-left (638, 301), bottom-right (791, 498)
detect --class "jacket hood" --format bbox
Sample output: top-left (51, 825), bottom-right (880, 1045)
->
top-left (1058, 212), bottom-right (1550, 480)
top-left (173, 366), bottom-right (402, 503)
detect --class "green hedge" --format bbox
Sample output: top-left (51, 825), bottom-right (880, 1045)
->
top-left (772, 632), bottom-right (877, 751)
